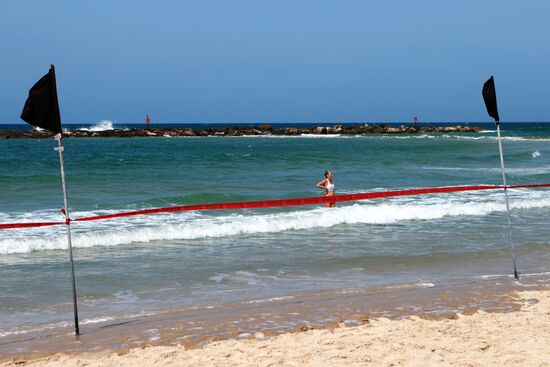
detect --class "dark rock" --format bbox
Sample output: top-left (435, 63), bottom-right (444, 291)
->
top-left (0, 124), bottom-right (483, 139)
top-left (259, 124), bottom-right (272, 131)
top-left (181, 128), bottom-right (195, 136)
top-left (283, 128), bottom-right (301, 135)
top-left (332, 125), bottom-right (343, 133)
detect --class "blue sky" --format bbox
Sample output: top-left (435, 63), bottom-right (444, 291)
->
top-left (1, 1), bottom-right (549, 124)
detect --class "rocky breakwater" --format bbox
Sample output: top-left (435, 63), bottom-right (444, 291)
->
top-left (0, 124), bottom-right (482, 139)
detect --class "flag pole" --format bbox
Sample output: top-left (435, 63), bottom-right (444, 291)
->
top-left (495, 122), bottom-right (518, 280)
top-left (50, 65), bottom-right (80, 335)
top-left (483, 76), bottom-right (518, 280)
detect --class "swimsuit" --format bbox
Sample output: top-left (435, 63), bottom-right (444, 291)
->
top-left (325, 180), bottom-right (335, 192)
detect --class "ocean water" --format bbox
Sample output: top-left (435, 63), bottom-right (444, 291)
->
top-left (0, 122), bottom-right (549, 340)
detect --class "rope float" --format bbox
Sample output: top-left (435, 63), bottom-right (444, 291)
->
top-left (2, 183), bottom-right (549, 230)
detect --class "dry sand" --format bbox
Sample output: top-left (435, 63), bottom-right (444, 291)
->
top-left (3, 290), bottom-right (549, 367)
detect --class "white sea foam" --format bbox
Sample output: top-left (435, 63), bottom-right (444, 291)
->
top-left (80, 316), bottom-right (116, 325)
top-left (474, 274), bottom-right (506, 280)
top-left (392, 134), bottom-right (437, 139)
top-left (236, 134), bottom-right (350, 139)
top-left (0, 322), bottom-right (69, 338)
top-left (202, 133), bottom-right (550, 141)
top-left (422, 165), bottom-right (550, 175)
top-left (521, 271), bottom-right (550, 277)
top-left (441, 134), bottom-right (550, 142)
top-left (474, 271), bottom-right (550, 280)
top-left (1, 189), bottom-right (549, 255)
top-left (299, 134), bottom-right (343, 138)
top-left (374, 134), bottom-right (550, 142)
top-left (79, 120), bottom-right (115, 132)
top-left (245, 296), bottom-right (295, 304)
top-left (532, 150), bottom-right (541, 158)
top-left (385, 281), bottom-right (436, 290)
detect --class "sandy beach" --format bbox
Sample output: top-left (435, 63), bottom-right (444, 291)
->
top-left (3, 289), bottom-right (548, 367)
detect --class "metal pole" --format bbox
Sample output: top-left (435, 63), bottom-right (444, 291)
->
top-left (55, 134), bottom-right (80, 335)
top-left (495, 123), bottom-right (518, 280)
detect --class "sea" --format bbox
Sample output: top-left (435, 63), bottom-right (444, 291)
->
top-left (0, 121), bottom-right (549, 355)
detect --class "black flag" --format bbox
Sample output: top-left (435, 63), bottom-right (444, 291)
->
top-left (21, 65), bottom-right (62, 134)
top-left (482, 76), bottom-right (500, 124)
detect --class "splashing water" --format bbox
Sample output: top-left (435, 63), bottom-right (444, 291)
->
top-left (78, 120), bottom-right (115, 132)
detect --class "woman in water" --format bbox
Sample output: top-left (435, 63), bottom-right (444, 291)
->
top-left (316, 170), bottom-right (336, 207)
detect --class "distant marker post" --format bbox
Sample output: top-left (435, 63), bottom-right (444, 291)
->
top-left (482, 76), bottom-right (518, 280)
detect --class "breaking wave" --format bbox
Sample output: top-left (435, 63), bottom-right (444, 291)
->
top-left (1, 189), bottom-right (550, 255)
top-left (78, 120), bottom-right (115, 132)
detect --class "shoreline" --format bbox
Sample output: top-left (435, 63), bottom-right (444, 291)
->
top-left (2, 287), bottom-right (548, 366)
top-left (1, 272), bottom-right (549, 364)
top-left (0, 124), bottom-right (482, 139)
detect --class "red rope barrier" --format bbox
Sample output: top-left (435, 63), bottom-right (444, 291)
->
top-left (1, 183), bottom-right (549, 230)
top-left (0, 221), bottom-right (64, 230)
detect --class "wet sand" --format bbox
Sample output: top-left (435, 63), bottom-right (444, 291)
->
top-left (1, 272), bottom-right (549, 365)
top-left (1, 288), bottom-right (549, 366)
